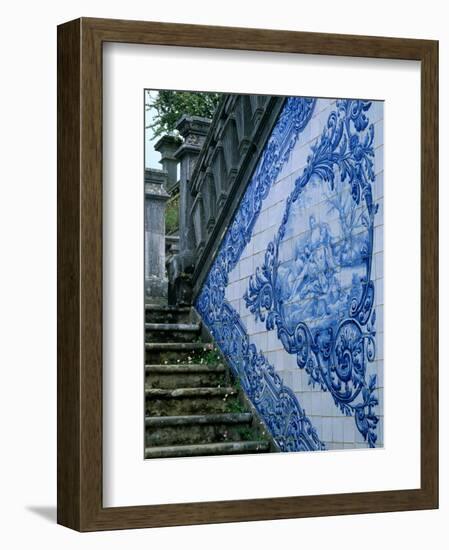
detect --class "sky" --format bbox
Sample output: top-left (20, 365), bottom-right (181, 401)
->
top-left (144, 90), bottom-right (161, 169)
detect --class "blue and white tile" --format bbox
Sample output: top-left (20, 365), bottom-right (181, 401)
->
top-left (196, 96), bottom-right (383, 452)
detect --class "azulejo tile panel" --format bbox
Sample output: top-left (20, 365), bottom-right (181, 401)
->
top-left (196, 96), bottom-right (384, 452)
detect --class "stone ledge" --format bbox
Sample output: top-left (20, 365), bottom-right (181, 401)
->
top-left (145, 304), bottom-right (191, 312)
top-left (145, 387), bottom-right (235, 398)
top-left (145, 413), bottom-right (252, 427)
top-left (145, 322), bottom-right (201, 332)
top-left (145, 342), bottom-right (213, 351)
top-left (145, 364), bottom-right (226, 373)
top-left (144, 440), bottom-right (270, 459)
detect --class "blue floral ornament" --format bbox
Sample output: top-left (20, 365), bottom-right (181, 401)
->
top-left (196, 98), bottom-right (324, 452)
top-left (244, 99), bottom-right (380, 447)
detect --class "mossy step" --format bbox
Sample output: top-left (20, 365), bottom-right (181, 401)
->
top-left (145, 305), bottom-right (191, 313)
top-left (145, 323), bottom-right (200, 332)
top-left (145, 364), bottom-right (226, 373)
top-left (146, 424), bottom-right (256, 446)
top-left (145, 304), bottom-right (192, 324)
top-left (146, 389), bottom-right (240, 416)
top-left (145, 387), bottom-right (235, 398)
top-left (145, 322), bottom-right (202, 342)
top-left (145, 342), bottom-right (213, 351)
top-left (145, 413), bottom-right (252, 427)
top-left (145, 363), bottom-right (228, 389)
top-left (144, 440), bottom-right (270, 459)
top-left (145, 413), bottom-right (255, 446)
top-left (145, 342), bottom-right (214, 364)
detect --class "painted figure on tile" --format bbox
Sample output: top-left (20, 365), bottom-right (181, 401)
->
top-left (286, 215), bottom-right (340, 317)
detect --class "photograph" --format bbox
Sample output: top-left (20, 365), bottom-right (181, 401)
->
top-left (1, 0), bottom-right (442, 540)
top-left (144, 90), bottom-right (384, 459)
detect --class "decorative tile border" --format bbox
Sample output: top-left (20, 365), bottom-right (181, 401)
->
top-left (196, 98), bottom-right (325, 451)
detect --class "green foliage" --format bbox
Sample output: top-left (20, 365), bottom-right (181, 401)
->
top-left (196, 346), bottom-right (222, 366)
top-left (165, 193), bottom-right (179, 235)
top-left (236, 426), bottom-right (254, 441)
top-left (147, 91), bottom-right (221, 137)
top-left (225, 400), bottom-right (246, 414)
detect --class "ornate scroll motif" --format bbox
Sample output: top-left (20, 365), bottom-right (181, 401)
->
top-left (244, 99), bottom-right (380, 447)
top-left (212, 97), bottom-right (317, 278)
top-left (198, 301), bottom-right (324, 451)
top-left (196, 97), bottom-right (324, 451)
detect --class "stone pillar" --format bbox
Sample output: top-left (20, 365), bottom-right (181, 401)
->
top-left (144, 168), bottom-right (170, 304)
top-left (167, 115), bottom-right (211, 305)
top-left (154, 135), bottom-right (182, 194)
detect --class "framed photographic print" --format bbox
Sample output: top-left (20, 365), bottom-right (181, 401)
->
top-left (57, 17), bottom-right (438, 531)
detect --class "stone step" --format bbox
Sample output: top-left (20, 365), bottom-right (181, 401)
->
top-left (145, 386), bottom-right (239, 416)
top-left (145, 413), bottom-right (254, 446)
top-left (144, 440), bottom-right (270, 459)
top-left (145, 412), bottom-right (252, 427)
top-left (145, 305), bottom-right (191, 312)
top-left (145, 342), bottom-right (215, 364)
top-left (145, 364), bottom-right (226, 373)
top-left (145, 342), bottom-right (213, 351)
top-left (145, 323), bottom-right (200, 332)
top-left (145, 322), bottom-right (201, 343)
top-left (145, 304), bottom-right (192, 324)
top-left (145, 363), bottom-right (227, 389)
top-left (145, 387), bottom-right (235, 398)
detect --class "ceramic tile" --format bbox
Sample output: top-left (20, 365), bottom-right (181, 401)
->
top-left (196, 97), bottom-right (384, 452)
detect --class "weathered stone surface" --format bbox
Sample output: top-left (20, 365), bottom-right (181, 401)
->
top-left (154, 134), bottom-right (182, 194)
top-left (146, 346), bottom-right (211, 365)
top-left (145, 363), bottom-right (227, 389)
top-left (145, 412), bottom-right (252, 426)
top-left (145, 304), bottom-right (192, 324)
top-left (145, 392), bottom-right (240, 416)
top-left (145, 386), bottom-right (235, 398)
top-left (145, 321), bottom-right (201, 342)
top-left (165, 235), bottom-right (179, 265)
top-left (166, 115), bottom-right (212, 305)
top-left (157, 95), bottom-right (285, 305)
top-left (188, 95), bottom-right (285, 296)
top-left (144, 440), bottom-right (270, 459)
top-left (145, 413), bottom-right (255, 446)
top-left (145, 364), bottom-right (226, 373)
top-left (145, 322), bottom-right (200, 331)
top-left (144, 168), bottom-right (170, 304)
top-left (145, 370), bottom-right (226, 390)
top-left (145, 342), bottom-right (213, 351)
top-left (144, 304), bottom-right (275, 457)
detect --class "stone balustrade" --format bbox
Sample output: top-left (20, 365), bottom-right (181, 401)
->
top-left (187, 94), bottom-right (285, 298)
top-left (154, 134), bottom-right (182, 194)
top-left (163, 115), bottom-right (210, 305)
top-left (157, 94), bottom-right (285, 305)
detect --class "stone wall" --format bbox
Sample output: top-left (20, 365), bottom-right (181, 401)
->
top-left (144, 168), bottom-right (170, 304)
top-left (195, 97), bottom-right (384, 452)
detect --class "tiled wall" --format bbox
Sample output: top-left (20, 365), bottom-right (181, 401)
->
top-left (196, 96), bottom-right (384, 452)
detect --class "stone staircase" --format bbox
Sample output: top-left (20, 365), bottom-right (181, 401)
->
top-left (145, 304), bottom-right (272, 459)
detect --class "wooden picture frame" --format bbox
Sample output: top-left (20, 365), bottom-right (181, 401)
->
top-left (57, 17), bottom-right (438, 531)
